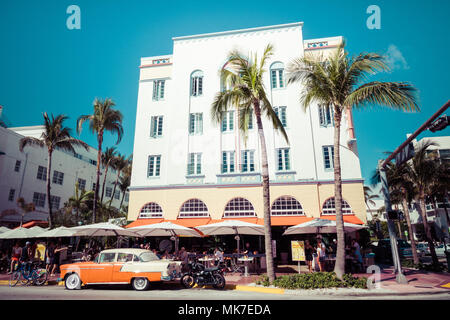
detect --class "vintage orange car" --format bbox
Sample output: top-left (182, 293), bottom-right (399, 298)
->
top-left (60, 248), bottom-right (182, 290)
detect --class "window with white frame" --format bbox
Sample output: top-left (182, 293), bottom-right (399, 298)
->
top-left (270, 62), bottom-right (285, 89)
top-left (223, 197), bottom-right (256, 217)
top-left (36, 166), bottom-right (47, 181)
top-left (271, 196), bottom-right (304, 216)
top-left (178, 199), bottom-right (210, 218)
top-left (152, 80), bottom-right (165, 100)
top-left (190, 70), bottom-right (203, 96)
top-left (14, 160), bottom-right (21, 172)
top-left (114, 190), bottom-right (120, 200)
top-left (187, 153), bottom-right (202, 175)
top-left (221, 151), bottom-right (235, 174)
top-left (189, 113), bottom-right (203, 135)
top-left (147, 155), bottom-right (161, 177)
top-left (322, 197), bottom-right (353, 215)
top-left (241, 150), bottom-right (255, 173)
top-left (8, 189), bottom-right (15, 202)
top-left (50, 195), bottom-right (61, 210)
top-left (139, 202), bottom-right (163, 218)
top-left (277, 148), bottom-right (291, 171)
top-left (33, 192), bottom-right (46, 207)
top-left (322, 146), bottom-right (334, 170)
top-left (221, 111), bottom-right (234, 132)
top-left (150, 115), bottom-right (164, 138)
top-left (274, 106), bottom-right (287, 127)
top-left (240, 108), bottom-right (254, 130)
top-left (52, 170), bottom-right (64, 185)
top-left (318, 104), bottom-right (333, 127)
top-left (106, 187), bottom-right (112, 198)
top-left (77, 178), bottom-right (86, 191)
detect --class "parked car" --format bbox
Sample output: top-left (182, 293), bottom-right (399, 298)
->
top-left (374, 239), bottom-right (413, 262)
top-left (416, 242), bottom-right (430, 257)
top-left (60, 248), bottom-right (182, 291)
top-left (435, 244), bottom-right (450, 258)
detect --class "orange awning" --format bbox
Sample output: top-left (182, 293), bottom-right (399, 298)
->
top-left (125, 218), bottom-right (164, 228)
top-left (15, 220), bottom-right (48, 229)
top-left (320, 215), bottom-right (365, 225)
top-left (270, 216), bottom-right (314, 226)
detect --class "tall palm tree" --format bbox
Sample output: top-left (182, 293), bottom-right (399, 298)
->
top-left (363, 186), bottom-right (379, 212)
top-left (109, 153), bottom-right (129, 209)
top-left (429, 161), bottom-right (450, 230)
top-left (287, 45), bottom-right (419, 278)
top-left (20, 113), bottom-right (89, 228)
top-left (404, 140), bottom-right (440, 265)
top-left (118, 169), bottom-right (131, 209)
top-left (77, 98), bottom-right (123, 223)
top-left (211, 44), bottom-right (288, 282)
top-left (67, 183), bottom-right (94, 224)
top-left (100, 147), bottom-right (117, 203)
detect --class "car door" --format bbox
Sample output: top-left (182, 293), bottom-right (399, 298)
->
top-left (85, 252), bottom-right (116, 284)
top-left (112, 253), bottom-right (137, 283)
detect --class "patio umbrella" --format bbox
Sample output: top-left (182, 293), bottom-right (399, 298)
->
top-left (196, 220), bottom-right (265, 253)
top-left (0, 227), bottom-right (44, 239)
top-left (33, 226), bottom-right (77, 238)
top-left (128, 221), bottom-right (202, 254)
top-left (282, 218), bottom-right (366, 236)
top-left (69, 222), bottom-right (142, 238)
top-left (0, 226), bottom-right (11, 234)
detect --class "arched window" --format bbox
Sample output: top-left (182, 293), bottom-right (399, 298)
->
top-left (271, 196), bottom-right (304, 216)
top-left (190, 70), bottom-right (203, 97)
top-left (139, 202), bottom-right (163, 218)
top-left (270, 61), bottom-right (285, 89)
top-left (223, 197), bottom-right (256, 217)
top-left (179, 199), bottom-right (210, 218)
top-left (322, 197), bottom-right (353, 215)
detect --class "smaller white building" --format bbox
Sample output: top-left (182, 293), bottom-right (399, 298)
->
top-left (0, 125), bottom-right (129, 226)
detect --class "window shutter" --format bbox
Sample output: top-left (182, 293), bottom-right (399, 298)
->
top-left (198, 77), bottom-right (203, 95)
top-left (153, 81), bottom-right (157, 100)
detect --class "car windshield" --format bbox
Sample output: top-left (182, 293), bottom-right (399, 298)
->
top-left (139, 252), bottom-right (160, 262)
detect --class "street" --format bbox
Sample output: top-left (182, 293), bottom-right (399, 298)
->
top-left (1, 285), bottom-right (449, 300)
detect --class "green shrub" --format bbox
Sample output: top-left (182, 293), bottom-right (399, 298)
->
top-left (257, 272), bottom-right (368, 290)
top-left (402, 260), bottom-right (446, 272)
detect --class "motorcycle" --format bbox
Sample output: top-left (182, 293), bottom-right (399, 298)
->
top-left (180, 261), bottom-right (226, 289)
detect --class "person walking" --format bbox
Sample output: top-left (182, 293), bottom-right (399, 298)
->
top-left (8, 242), bottom-right (22, 274)
top-left (305, 240), bottom-right (314, 273)
top-left (45, 241), bottom-right (55, 273)
top-left (51, 241), bottom-right (67, 276)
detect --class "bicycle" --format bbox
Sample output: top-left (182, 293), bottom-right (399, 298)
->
top-left (9, 261), bottom-right (48, 287)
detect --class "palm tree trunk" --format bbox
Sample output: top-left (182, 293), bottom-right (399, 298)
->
top-left (418, 195), bottom-right (439, 265)
top-left (119, 191), bottom-right (126, 209)
top-left (47, 149), bottom-right (54, 229)
top-left (332, 108), bottom-right (345, 279)
top-left (101, 165), bottom-right (109, 204)
top-left (109, 170), bottom-right (121, 209)
top-left (93, 133), bottom-right (103, 223)
top-left (401, 198), bottom-right (419, 264)
top-left (254, 101), bottom-right (275, 283)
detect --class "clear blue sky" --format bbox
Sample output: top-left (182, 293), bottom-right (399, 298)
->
top-left (1, 0), bottom-right (449, 183)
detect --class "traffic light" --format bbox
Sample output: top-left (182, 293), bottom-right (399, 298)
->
top-left (429, 115), bottom-right (449, 132)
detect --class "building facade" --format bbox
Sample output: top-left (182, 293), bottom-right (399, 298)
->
top-left (128, 22), bottom-right (366, 231)
top-left (0, 125), bottom-right (128, 226)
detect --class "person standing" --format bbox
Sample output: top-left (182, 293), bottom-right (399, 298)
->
top-left (316, 238), bottom-right (326, 272)
top-left (8, 242), bottom-right (22, 274)
top-left (304, 240), bottom-right (314, 273)
top-left (45, 241), bottom-right (55, 273)
top-left (51, 241), bottom-right (67, 276)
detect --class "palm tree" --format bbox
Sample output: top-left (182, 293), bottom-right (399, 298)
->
top-left (16, 198), bottom-right (35, 227)
top-left (20, 113), bottom-right (89, 228)
top-left (118, 171), bottom-right (131, 209)
top-left (287, 45), bottom-right (419, 278)
top-left (100, 147), bottom-right (117, 203)
top-left (67, 183), bottom-right (94, 223)
top-left (404, 140), bottom-right (440, 265)
top-left (363, 186), bottom-right (379, 212)
top-left (77, 98), bottom-right (123, 223)
top-left (211, 44), bottom-right (288, 282)
top-left (429, 161), bottom-right (450, 232)
top-left (109, 153), bottom-right (129, 209)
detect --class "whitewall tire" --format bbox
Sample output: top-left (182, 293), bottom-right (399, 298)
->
top-left (65, 273), bottom-right (81, 290)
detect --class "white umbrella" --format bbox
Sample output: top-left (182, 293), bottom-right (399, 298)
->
top-left (129, 221), bottom-right (202, 254)
top-left (196, 220), bottom-right (265, 253)
top-left (34, 226), bottom-right (77, 238)
top-left (283, 218), bottom-right (366, 236)
top-left (29, 226), bottom-right (48, 233)
top-left (0, 227), bottom-right (44, 239)
top-left (0, 226), bottom-right (11, 234)
top-left (69, 222), bottom-right (142, 237)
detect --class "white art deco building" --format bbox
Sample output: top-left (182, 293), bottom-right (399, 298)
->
top-left (127, 22), bottom-right (366, 239)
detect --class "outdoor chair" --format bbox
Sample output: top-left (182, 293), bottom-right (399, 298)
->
top-left (230, 257), bottom-right (245, 274)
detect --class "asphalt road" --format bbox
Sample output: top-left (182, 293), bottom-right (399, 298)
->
top-left (1, 284), bottom-right (449, 300)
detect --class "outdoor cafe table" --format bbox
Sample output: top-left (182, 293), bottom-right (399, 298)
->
top-left (198, 256), bottom-right (215, 267)
top-left (237, 256), bottom-right (254, 277)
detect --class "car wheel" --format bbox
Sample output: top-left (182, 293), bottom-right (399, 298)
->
top-left (180, 274), bottom-right (195, 288)
top-left (132, 277), bottom-right (150, 291)
top-left (65, 273), bottom-right (81, 290)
